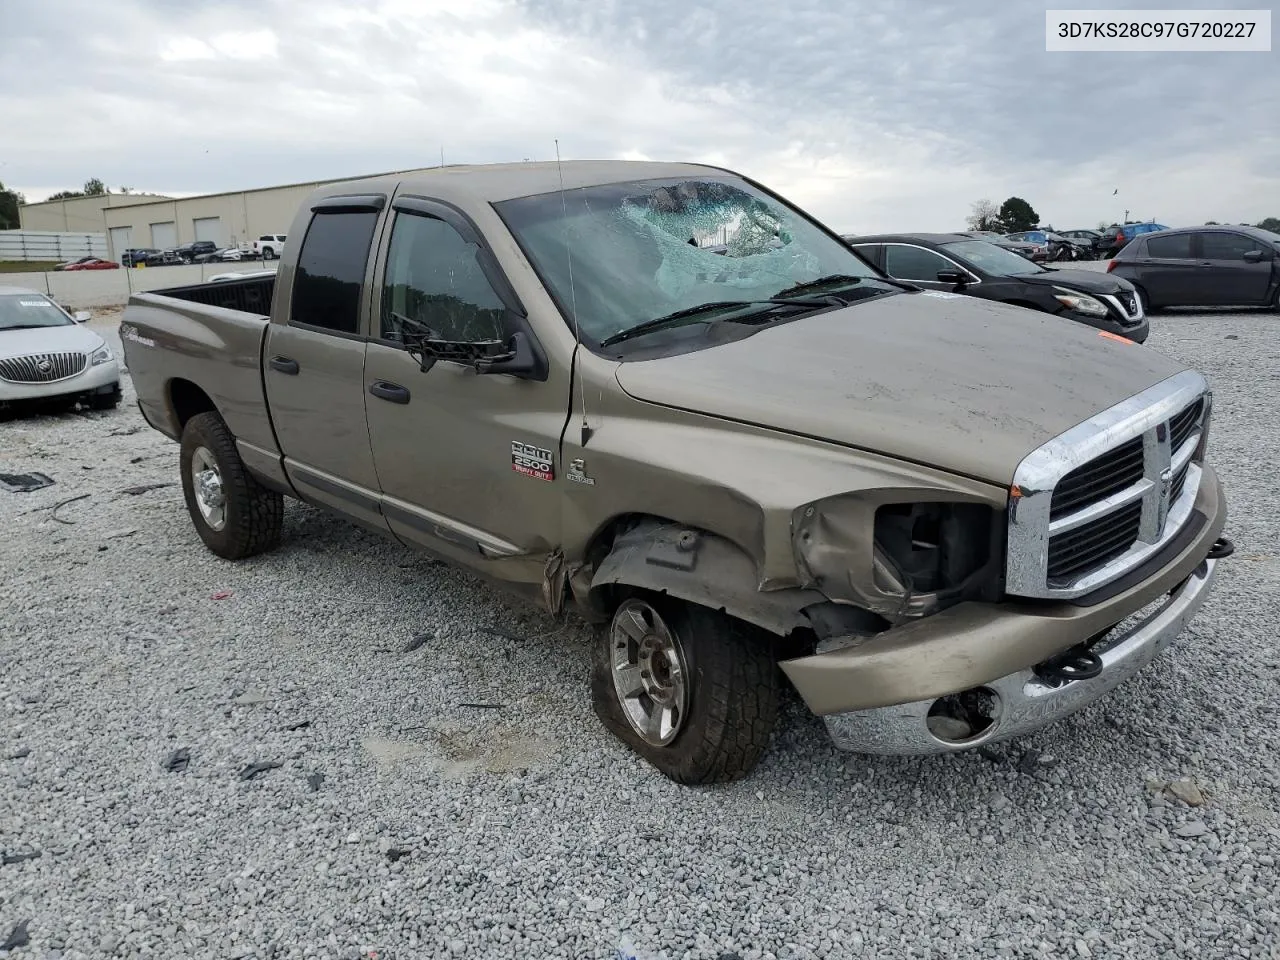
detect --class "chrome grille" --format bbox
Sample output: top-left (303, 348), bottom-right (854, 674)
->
top-left (1050, 436), bottom-right (1144, 521)
top-left (0, 352), bottom-right (88, 384)
top-left (1007, 370), bottom-right (1210, 600)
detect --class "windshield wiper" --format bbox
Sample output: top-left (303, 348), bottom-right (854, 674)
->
top-left (598, 298), bottom-right (827, 348)
top-left (1, 324), bottom-right (60, 331)
top-left (773, 274), bottom-right (867, 299)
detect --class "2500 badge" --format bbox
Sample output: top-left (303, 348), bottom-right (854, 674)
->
top-left (511, 441), bottom-right (554, 481)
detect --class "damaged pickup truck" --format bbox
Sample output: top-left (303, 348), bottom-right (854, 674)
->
top-left (120, 161), bottom-right (1232, 783)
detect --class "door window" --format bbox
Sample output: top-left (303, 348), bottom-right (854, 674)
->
top-left (883, 244), bottom-right (954, 282)
top-left (290, 210), bottom-right (379, 335)
top-left (379, 213), bottom-right (506, 343)
top-left (1145, 233), bottom-right (1194, 259)
top-left (1200, 232), bottom-right (1263, 260)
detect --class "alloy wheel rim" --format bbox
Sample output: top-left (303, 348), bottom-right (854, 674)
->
top-left (190, 446), bottom-right (227, 531)
top-left (609, 599), bottom-right (690, 746)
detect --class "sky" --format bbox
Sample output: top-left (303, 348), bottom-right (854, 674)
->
top-left (1, 0), bottom-right (1277, 233)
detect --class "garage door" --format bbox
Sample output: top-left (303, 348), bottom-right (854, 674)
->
top-left (108, 226), bottom-right (133, 261)
top-left (150, 221), bottom-right (176, 248)
top-left (193, 217), bottom-right (224, 245)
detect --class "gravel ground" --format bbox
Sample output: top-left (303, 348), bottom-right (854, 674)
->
top-left (2, 307), bottom-right (1278, 960)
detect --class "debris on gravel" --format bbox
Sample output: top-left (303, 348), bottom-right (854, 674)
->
top-left (1167, 777), bottom-right (1207, 806)
top-left (1, 314), bottom-right (1278, 959)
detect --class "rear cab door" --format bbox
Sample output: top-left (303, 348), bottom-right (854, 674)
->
top-left (1135, 232), bottom-right (1200, 307)
top-left (361, 190), bottom-right (572, 587)
top-left (263, 193), bottom-right (390, 532)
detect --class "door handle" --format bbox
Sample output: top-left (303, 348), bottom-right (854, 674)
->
top-left (369, 380), bottom-right (410, 404)
top-left (269, 355), bottom-right (299, 375)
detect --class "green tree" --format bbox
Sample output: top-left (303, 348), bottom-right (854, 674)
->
top-left (43, 177), bottom-right (110, 202)
top-left (0, 180), bottom-right (24, 230)
top-left (1257, 216), bottom-right (1280, 232)
top-left (997, 197), bottom-right (1040, 233)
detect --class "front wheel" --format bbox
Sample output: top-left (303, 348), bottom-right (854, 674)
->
top-left (590, 593), bottom-right (779, 784)
top-left (179, 411), bottom-right (283, 560)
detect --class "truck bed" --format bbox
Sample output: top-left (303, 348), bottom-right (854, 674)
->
top-left (119, 275), bottom-right (279, 457)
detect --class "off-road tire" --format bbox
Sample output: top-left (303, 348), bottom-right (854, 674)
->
top-left (590, 592), bottom-right (779, 784)
top-left (179, 411), bottom-right (283, 560)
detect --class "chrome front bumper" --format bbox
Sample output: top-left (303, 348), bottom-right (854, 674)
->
top-left (824, 557), bottom-right (1218, 755)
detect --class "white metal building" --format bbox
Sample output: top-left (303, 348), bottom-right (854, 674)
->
top-left (20, 167), bottom-right (445, 261)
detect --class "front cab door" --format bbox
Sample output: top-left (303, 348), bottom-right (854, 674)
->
top-left (362, 196), bottom-right (570, 589)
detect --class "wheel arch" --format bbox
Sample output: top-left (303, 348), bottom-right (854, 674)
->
top-left (167, 377), bottom-right (219, 432)
top-left (570, 513), bottom-right (828, 641)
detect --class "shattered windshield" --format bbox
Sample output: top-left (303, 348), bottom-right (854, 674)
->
top-left (0, 294), bottom-right (74, 330)
top-left (495, 176), bottom-right (893, 346)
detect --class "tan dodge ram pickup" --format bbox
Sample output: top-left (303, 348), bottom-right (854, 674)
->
top-left (119, 161), bottom-right (1232, 783)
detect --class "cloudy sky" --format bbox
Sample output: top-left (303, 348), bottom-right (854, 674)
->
top-left (2, 0), bottom-right (1276, 232)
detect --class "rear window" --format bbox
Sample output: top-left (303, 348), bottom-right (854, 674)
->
top-left (289, 211), bottom-right (379, 335)
top-left (1145, 234), bottom-right (1193, 259)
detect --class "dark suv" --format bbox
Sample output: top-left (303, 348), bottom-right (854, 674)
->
top-left (174, 240), bottom-right (218, 263)
top-left (1106, 225), bottom-right (1280, 311)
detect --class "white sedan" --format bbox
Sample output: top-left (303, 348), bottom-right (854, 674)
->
top-left (0, 286), bottom-right (121, 410)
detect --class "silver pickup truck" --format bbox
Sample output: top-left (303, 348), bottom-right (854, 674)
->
top-left (120, 160), bottom-right (1231, 783)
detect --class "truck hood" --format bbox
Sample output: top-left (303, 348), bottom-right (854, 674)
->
top-left (613, 291), bottom-right (1187, 485)
top-left (0, 323), bottom-right (104, 360)
top-left (1018, 267), bottom-right (1134, 295)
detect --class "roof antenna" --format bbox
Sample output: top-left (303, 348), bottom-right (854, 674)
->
top-left (555, 138), bottom-right (592, 447)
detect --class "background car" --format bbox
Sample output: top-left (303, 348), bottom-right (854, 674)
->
top-left (1100, 221), bottom-right (1170, 257)
top-left (0, 285), bottom-right (121, 411)
top-left (844, 232), bottom-right (1149, 341)
top-left (52, 256), bottom-right (99, 271)
top-left (1056, 229), bottom-right (1108, 258)
top-left (1106, 225), bottom-right (1280, 312)
top-left (121, 247), bottom-right (159, 267)
top-left (143, 249), bottom-right (184, 266)
top-left (62, 257), bottom-right (120, 271)
top-left (954, 231), bottom-right (1041, 258)
top-left (253, 234), bottom-right (287, 260)
top-left (1003, 230), bottom-right (1058, 261)
top-left (174, 240), bottom-right (218, 263)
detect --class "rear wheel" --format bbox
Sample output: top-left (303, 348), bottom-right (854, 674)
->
top-left (179, 411), bottom-right (283, 560)
top-left (261, 247), bottom-right (275, 261)
top-left (590, 593), bottom-right (779, 784)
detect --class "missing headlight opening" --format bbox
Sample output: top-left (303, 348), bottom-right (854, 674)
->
top-left (873, 502), bottom-right (998, 602)
top-left (793, 497), bottom-right (1003, 621)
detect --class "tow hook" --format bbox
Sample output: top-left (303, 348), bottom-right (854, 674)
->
top-left (1034, 645), bottom-right (1104, 688)
top-left (1207, 536), bottom-right (1234, 560)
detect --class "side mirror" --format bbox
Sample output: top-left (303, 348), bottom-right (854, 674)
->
top-left (73, 310), bottom-right (91, 323)
top-left (1242, 250), bottom-right (1268, 263)
top-left (476, 331), bottom-right (545, 378)
top-left (936, 270), bottom-right (969, 285)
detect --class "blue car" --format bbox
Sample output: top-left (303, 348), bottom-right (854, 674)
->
top-left (1102, 222), bottom-right (1169, 257)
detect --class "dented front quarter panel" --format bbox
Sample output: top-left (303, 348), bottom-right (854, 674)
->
top-left (558, 347), bottom-right (1008, 624)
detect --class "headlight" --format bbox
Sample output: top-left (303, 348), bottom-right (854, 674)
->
top-left (1052, 287), bottom-right (1109, 318)
top-left (792, 497), bottom-right (1004, 622)
top-left (90, 344), bottom-right (113, 365)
